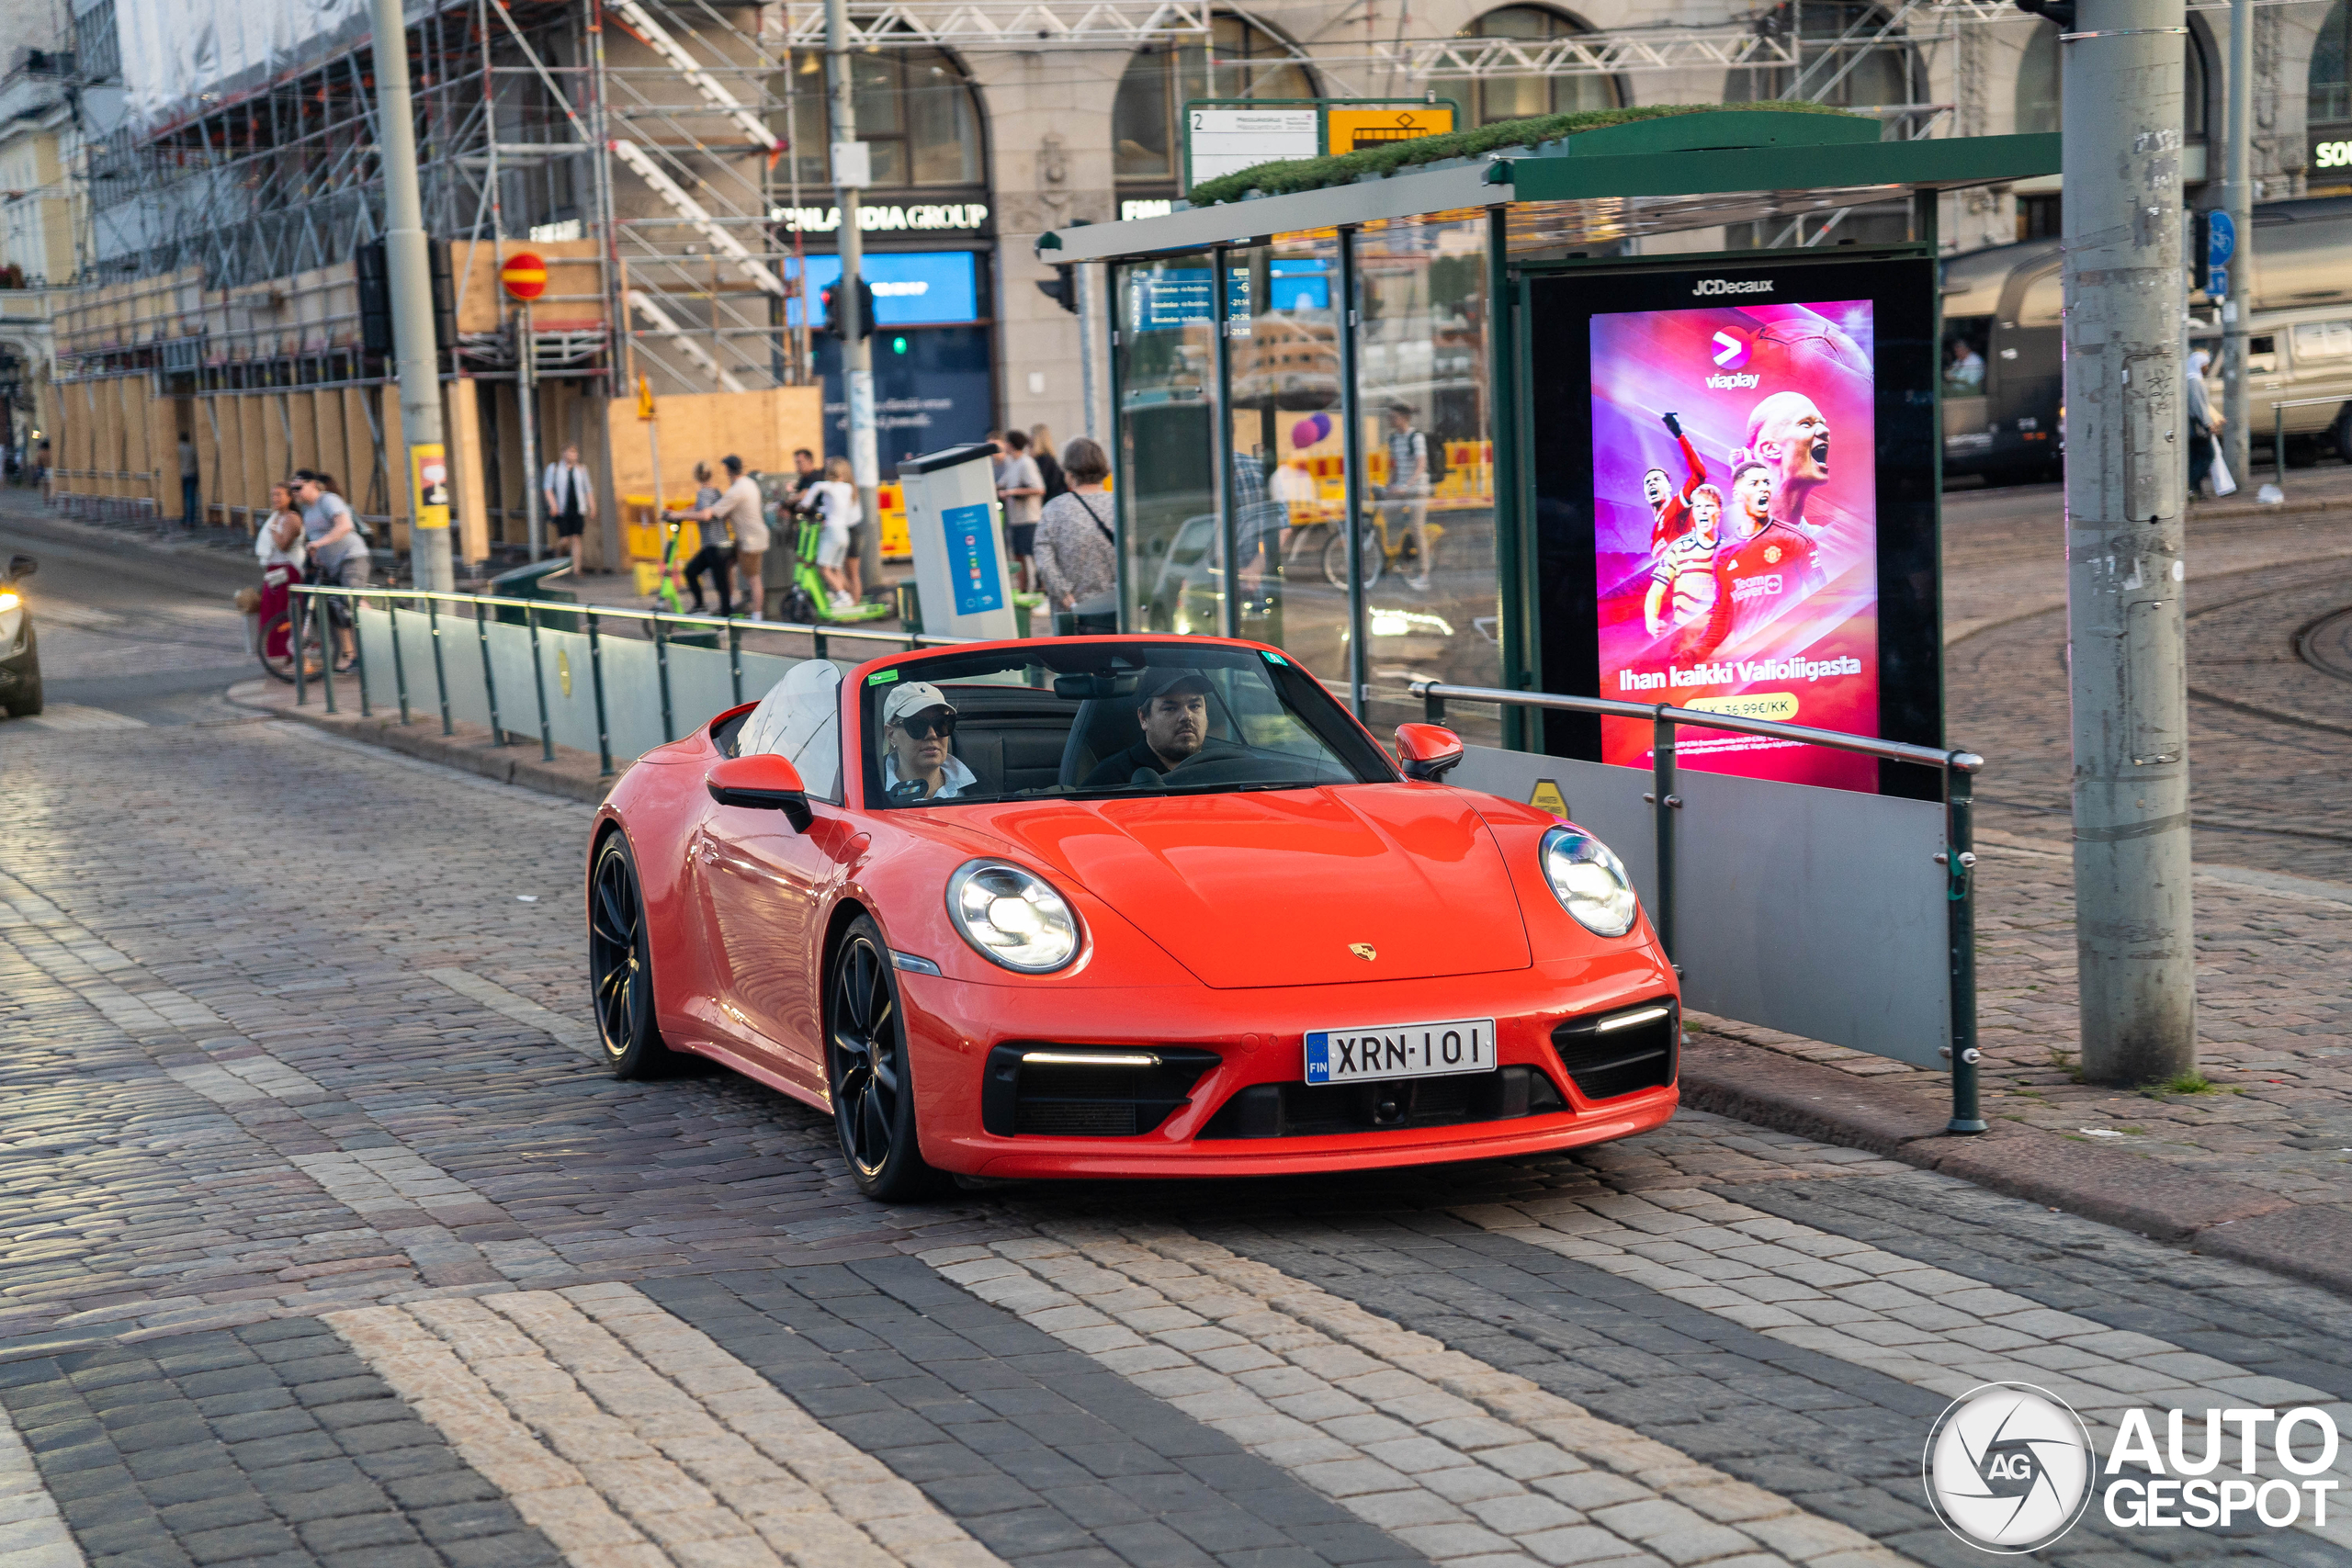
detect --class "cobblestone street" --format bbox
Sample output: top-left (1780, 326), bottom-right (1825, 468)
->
top-left (4, 489), bottom-right (2352, 1568)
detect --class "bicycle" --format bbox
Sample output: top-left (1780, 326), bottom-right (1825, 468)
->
top-left (254, 561), bottom-right (331, 683)
top-left (1320, 502), bottom-right (1444, 589)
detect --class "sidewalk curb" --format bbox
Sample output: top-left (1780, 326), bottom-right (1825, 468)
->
top-left (230, 682), bottom-right (618, 804)
top-left (1679, 1034), bottom-right (2352, 1297)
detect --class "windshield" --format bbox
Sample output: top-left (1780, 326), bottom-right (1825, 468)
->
top-left (859, 642), bottom-right (1395, 807)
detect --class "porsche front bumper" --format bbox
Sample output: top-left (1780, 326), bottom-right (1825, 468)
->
top-left (898, 953), bottom-right (1679, 1179)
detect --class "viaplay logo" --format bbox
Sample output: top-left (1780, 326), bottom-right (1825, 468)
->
top-left (1924, 1383), bottom-right (2096, 1552)
top-left (1711, 330), bottom-right (1750, 370)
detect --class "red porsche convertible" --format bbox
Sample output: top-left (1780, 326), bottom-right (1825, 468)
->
top-left (588, 636), bottom-right (1679, 1198)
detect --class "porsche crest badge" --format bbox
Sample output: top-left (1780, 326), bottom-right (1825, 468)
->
top-left (1349, 943), bottom-right (1377, 962)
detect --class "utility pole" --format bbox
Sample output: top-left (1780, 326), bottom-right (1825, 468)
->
top-left (2220, 0), bottom-right (2253, 488)
top-left (824, 0), bottom-right (881, 598)
top-left (519, 295), bottom-right (541, 561)
top-left (2062, 0), bottom-right (2197, 1084)
top-left (368, 0), bottom-right (451, 592)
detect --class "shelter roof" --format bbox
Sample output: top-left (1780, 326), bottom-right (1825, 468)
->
top-left (1039, 111), bottom-right (2061, 263)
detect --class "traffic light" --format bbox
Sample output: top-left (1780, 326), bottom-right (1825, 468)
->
top-left (1036, 264), bottom-right (1078, 314)
top-left (820, 277), bottom-right (876, 341)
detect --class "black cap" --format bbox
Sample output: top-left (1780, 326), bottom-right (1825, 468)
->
top-left (1135, 669), bottom-right (1213, 705)
top-left (722, 454), bottom-right (745, 474)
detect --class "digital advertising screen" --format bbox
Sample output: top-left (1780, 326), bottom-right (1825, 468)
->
top-left (1528, 257), bottom-right (1940, 798)
top-left (1590, 296), bottom-right (1881, 790)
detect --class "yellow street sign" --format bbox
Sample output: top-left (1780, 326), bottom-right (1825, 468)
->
top-left (1325, 105), bottom-right (1454, 155)
top-left (410, 443), bottom-right (451, 532)
top-left (1529, 779), bottom-right (1569, 818)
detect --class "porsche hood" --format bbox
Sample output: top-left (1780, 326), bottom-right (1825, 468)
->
top-left (956, 786), bottom-right (1532, 988)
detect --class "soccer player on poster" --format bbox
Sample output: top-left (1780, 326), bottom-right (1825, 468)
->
top-left (1644, 482), bottom-right (1724, 656)
top-left (1742, 391), bottom-right (1834, 536)
top-left (1642, 412), bottom-right (1709, 552)
top-left (1696, 458), bottom-right (1825, 660)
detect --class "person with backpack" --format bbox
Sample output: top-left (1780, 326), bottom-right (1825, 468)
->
top-left (1034, 437), bottom-right (1118, 635)
top-left (1378, 402), bottom-right (1442, 592)
top-left (294, 470), bottom-right (368, 671)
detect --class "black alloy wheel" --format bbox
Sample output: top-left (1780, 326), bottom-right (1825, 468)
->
top-left (589, 833), bottom-right (671, 1077)
top-left (827, 915), bottom-right (944, 1201)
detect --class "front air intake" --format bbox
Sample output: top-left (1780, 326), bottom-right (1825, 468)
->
top-left (982, 1045), bottom-right (1219, 1137)
top-left (1549, 1000), bottom-right (1679, 1102)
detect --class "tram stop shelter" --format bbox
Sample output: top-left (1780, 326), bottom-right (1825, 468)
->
top-left (1037, 108), bottom-right (2060, 1100)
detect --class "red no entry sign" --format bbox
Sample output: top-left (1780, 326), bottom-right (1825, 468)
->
top-left (499, 251), bottom-right (548, 301)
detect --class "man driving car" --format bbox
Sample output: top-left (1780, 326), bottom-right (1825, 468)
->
top-left (880, 682), bottom-right (977, 801)
top-left (1083, 671), bottom-right (1217, 786)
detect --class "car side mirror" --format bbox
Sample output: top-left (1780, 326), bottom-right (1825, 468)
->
top-left (1395, 722), bottom-right (1464, 784)
top-left (6, 555), bottom-right (33, 581)
top-left (707, 754), bottom-right (813, 831)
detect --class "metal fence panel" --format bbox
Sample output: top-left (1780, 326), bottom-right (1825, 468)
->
top-left (1451, 744), bottom-right (1951, 1067)
top-left (531, 625), bottom-right (606, 757)
top-left (665, 639), bottom-right (739, 734)
top-left (595, 635), bottom-right (669, 761)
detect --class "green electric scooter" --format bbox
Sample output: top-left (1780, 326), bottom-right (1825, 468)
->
top-left (778, 506), bottom-right (892, 626)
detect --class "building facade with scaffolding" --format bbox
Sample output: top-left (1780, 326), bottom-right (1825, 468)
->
top-left (31, 0), bottom-right (2351, 558)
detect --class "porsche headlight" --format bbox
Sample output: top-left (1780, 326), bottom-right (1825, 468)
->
top-left (946, 860), bottom-right (1081, 973)
top-left (1541, 827), bottom-right (1638, 939)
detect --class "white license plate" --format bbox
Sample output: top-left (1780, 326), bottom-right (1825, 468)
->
top-left (1305, 1018), bottom-right (1496, 1086)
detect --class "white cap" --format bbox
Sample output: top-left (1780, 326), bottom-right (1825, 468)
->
top-left (881, 680), bottom-right (956, 728)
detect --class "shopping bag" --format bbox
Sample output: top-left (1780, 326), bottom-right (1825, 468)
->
top-left (2210, 447), bottom-right (2237, 497)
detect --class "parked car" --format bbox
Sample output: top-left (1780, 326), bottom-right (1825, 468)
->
top-left (585, 635), bottom-right (1680, 1199)
top-left (0, 554), bottom-right (40, 718)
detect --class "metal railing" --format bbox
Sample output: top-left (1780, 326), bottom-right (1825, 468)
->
top-left (289, 585), bottom-right (963, 776)
top-left (1408, 678), bottom-right (1988, 1135)
top-left (2267, 396), bottom-right (2350, 491)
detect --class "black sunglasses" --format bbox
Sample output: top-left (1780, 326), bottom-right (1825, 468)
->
top-left (896, 713), bottom-right (957, 740)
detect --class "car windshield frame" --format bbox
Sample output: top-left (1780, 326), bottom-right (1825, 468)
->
top-left (855, 641), bottom-right (1398, 808)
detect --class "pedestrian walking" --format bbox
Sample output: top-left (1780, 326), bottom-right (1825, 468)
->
top-left (541, 443), bottom-right (596, 574)
top-left (254, 482), bottom-right (307, 568)
top-left (997, 429), bottom-right (1045, 593)
top-left (294, 471), bottom-right (368, 671)
top-left (1380, 402), bottom-right (1435, 591)
top-left (1035, 437), bottom-right (1118, 634)
top-left (806, 457), bottom-right (862, 613)
top-left (178, 434), bottom-right (201, 526)
top-left (2186, 348), bottom-right (2229, 498)
top-left (684, 456), bottom-right (769, 619)
top-left (678, 461), bottom-right (737, 616)
top-left (1031, 423), bottom-right (1068, 502)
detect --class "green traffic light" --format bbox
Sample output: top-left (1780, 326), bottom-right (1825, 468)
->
top-left (891, 335), bottom-right (909, 354)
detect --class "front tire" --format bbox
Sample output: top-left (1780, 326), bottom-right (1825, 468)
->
top-left (589, 832), bottom-right (673, 1078)
top-left (826, 915), bottom-right (944, 1201)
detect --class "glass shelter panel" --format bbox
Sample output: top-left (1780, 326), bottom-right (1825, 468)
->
top-left (1115, 254), bottom-right (1222, 632)
top-left (1353, 214), bottom-right (1501, 745)
top-left (1226, 233), bottom-right (1351, 694)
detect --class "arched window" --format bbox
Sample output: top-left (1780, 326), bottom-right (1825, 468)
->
top-left (1459, 6), bottom-right (1620, 126)
top-left (780, 42), bottom-right (986, 191)
top-left (2313, 0), bottom-right (2350, 128)
top-left (1114, 16), bottom-right (1317, 191)
top-left (1733, 1), bottom-right (1917, 109)
top-left (2015, 22), bottom-right (2208, 139)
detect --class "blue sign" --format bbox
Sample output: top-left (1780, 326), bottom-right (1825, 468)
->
top-left (2207, 209), bottom-right (2235, 266)
top-left (1130, 268), bottom-right (1250, 329)
top-left (788, 252), bottom-right (979, 326)
top-left (2209, 264), bottom-right (2230, 299)
top-left (1266, 257), bottom-right (1331, 312)
top-left (941, 501), bottom-right (1004, 615)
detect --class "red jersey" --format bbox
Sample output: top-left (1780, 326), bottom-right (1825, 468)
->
top-left (1697, 522), bottom-right (1826, 658)
top-left (1646, 432), bottom-right (1709, 553)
